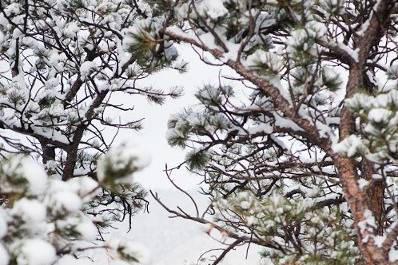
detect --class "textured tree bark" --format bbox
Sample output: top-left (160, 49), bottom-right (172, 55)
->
top-left (39, 140), bottom-right (55, 165)
top-left (337, 0), bottom-right (394, 262)
top-left (362, 159), bottom-right (384, 234)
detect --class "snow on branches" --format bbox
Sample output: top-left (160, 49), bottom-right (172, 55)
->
top-left (0, 0), bottom-right (183, 264)
top-left (152, 0), bottom-right (398, 264)
top-left (0, 154), bottom-right (147, 265)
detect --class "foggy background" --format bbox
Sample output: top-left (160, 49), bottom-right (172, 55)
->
top-left (108, 45), bottom-right (265, 265)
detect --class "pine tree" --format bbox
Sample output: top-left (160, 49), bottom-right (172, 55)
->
top-left (150, 0), bottom-right (398, 264)
top-left (0, 0), bottom-right (182, 263)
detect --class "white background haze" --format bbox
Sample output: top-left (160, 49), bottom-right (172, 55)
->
top-left (106, 45), bottom-right (265, 265)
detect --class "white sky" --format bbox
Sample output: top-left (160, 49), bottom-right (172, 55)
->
top-left (115, 44), bottom-right (228, 190)
top-left (100, 45), bottom-right (266, 265)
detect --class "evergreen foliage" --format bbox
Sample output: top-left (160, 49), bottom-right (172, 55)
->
top-left (149, 0), bottom-right (398, 264)
top-left (0, 0), bottom-right (181, 263)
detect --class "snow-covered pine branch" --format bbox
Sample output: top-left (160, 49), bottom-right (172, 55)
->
top-left (0, 0), bottom-right (183, 264)
top-left (150, 0), bottom-right (398, 264)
